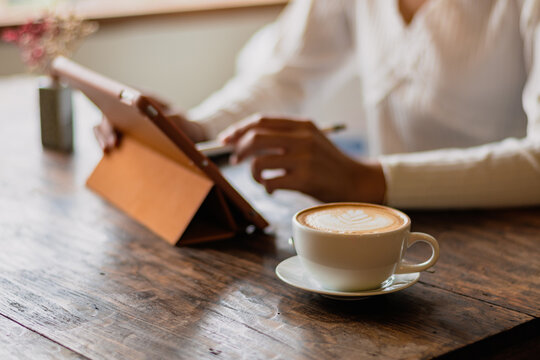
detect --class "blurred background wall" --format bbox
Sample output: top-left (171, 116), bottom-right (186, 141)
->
top-left (0, 5), bottom-right (365, 149)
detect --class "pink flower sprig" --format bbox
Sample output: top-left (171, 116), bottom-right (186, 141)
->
top-left (2, 14), bottom-right (98, 74)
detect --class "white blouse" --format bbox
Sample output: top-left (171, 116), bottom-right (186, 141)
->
top-left (188, 0), bottom-right (540, 209)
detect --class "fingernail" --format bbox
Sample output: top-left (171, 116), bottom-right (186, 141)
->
top-left (230, 154), bottom-right (238, 165)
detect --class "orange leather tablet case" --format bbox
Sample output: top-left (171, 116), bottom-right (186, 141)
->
top-left (51, 56), bottom-right (268, 245)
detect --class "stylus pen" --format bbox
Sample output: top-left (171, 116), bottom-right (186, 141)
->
top-left (196, 123), bottom-right (347, 157)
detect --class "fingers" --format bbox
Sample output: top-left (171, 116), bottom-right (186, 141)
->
top-left (263, 173), bottom-right (305, 195)
top-left (219, 114), bottom-right (314, 145)
top-left (232, 128), bottom-right (305, 164)
top-left (250, 154), bottom-right (292, 183)
top-left (93, 117), bottom-right (118, 152)
top-left (93, 126), bottom-right (106, 151)
top-left (219, 114), bottom-right (332, 197)
top-left (227, 116), bottom-right (318, 164)
top-left (250, 153), bottom-right (313, 195)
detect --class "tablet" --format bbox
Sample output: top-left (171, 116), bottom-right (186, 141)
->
top-left (51, 56), bottom-right (268, 244)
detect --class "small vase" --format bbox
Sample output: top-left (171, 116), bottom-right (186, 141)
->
top-left (38, 76), bottom-right (73, 152)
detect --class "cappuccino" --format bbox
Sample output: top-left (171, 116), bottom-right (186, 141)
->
top-left (297, 203), bottom-right (404, 234)
top-left (291, 202), bottom-right (439, 291)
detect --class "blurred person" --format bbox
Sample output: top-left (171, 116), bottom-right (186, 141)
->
top-left (96, 0), bottom-right (540, 208)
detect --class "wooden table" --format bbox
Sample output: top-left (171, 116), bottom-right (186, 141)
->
top-left (1, 77), bottom-right (539, 359)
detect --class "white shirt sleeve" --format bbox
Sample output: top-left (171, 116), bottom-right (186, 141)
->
top-left (187, 0), bottom-right (353, 139)
top-left (379, 1), bottom-right (540, 209)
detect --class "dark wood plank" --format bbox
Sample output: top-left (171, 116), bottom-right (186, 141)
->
top-left (0, 77), bottom-right (538, 360)
top-left (439, 319), bottom-right (540, 360)
top-left (0, 225), bottom-right (533, 359)
top-left (0, 315), bottom-right (87, 360)
top-left (403, 209), bottom-right (540, 317)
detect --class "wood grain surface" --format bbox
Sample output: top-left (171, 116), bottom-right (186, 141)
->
top-left (406, 209), bottom-right (540, 317)
top-left (0, 315), bottom-right (87, 360)
top-left (0, 77), bottom-right (538, 359)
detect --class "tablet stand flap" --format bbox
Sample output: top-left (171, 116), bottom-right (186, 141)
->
top-left (179, 187), bottom-right (238, 245)
top-left (87, 135), bottom-right (215, 245)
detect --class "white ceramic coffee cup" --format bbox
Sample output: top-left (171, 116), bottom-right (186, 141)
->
top-left (291, 203), bottom-right (439, 291)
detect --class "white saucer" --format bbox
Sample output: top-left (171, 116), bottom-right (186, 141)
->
top-left (275, 256), bottom-right (420, 300)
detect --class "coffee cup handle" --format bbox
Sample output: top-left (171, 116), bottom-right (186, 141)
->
top-left (395, 232), bottom-right (440, 274)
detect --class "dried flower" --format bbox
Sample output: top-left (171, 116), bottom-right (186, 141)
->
top-left (1, 14), bottom-right (98, 74)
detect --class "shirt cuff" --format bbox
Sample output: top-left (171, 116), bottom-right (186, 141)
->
top-left (378, 137), bottom-right (540, 209)
top-left (378, 151), bottom-right (468, 210)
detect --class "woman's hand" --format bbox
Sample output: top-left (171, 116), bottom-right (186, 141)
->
top-left (93, 100), bottom-right (207, 152)
top-left (219, 115), bottom-right (386, 203)
top-left (93, 115), bottom-right (118, 152)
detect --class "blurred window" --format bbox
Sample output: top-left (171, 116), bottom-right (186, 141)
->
top-left (1, 0), bottom-right (287, 27)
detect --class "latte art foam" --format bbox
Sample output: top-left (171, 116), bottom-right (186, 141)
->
top-left (297, 204), bottom-right (404, 234)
